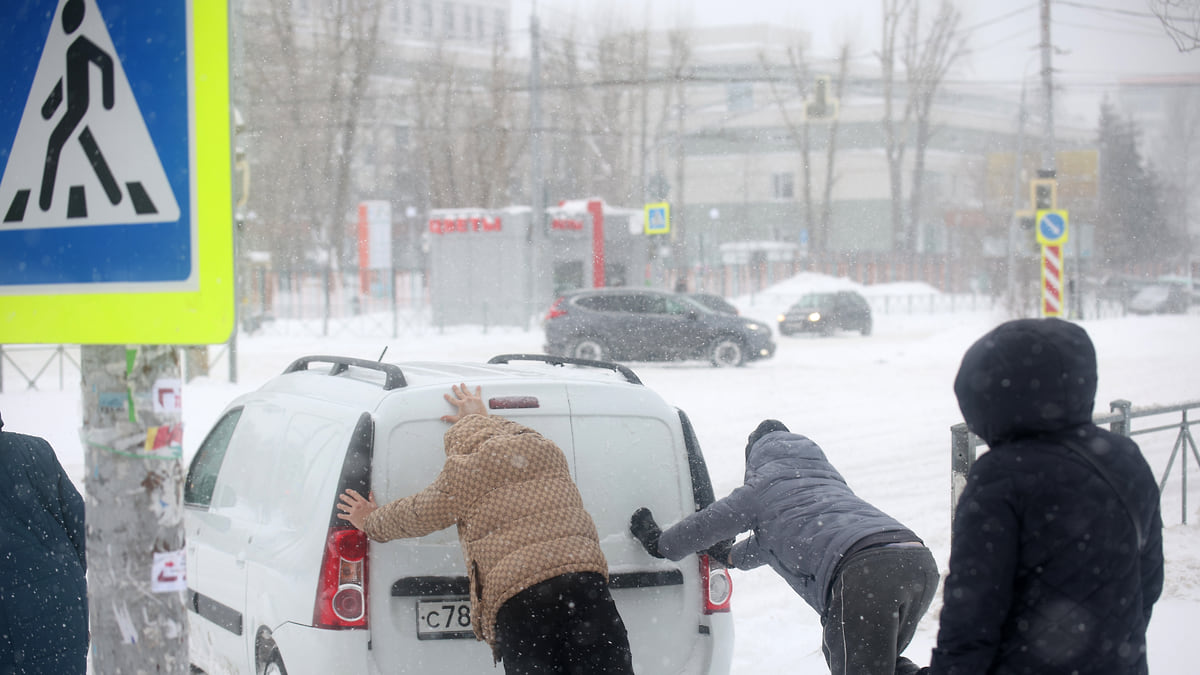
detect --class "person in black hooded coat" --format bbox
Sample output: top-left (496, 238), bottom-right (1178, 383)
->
top-left (0, 411), bottom-right (88, 673)
top-left (928, 318), bottom-right (1163, 675)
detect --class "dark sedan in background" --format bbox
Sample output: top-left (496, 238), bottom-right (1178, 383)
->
top-left (544, 288), bottom-right (775, 367)
top-left (777, 290), bottom-right (873, 336)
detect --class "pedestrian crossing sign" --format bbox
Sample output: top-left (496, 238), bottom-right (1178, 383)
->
top-left (644, 202), bottom-right (670, 235)
top-left (0, 0), bottom-right (233, 344)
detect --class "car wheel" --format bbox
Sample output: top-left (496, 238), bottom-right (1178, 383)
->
top-left (570, 338), bottom-right (607, 361)
top-left (709, 336), bottom-right (745, 367)
top-left (261, 649), bottom-right (287, 675)
top-left (860, 320), bottom-right (872, 337)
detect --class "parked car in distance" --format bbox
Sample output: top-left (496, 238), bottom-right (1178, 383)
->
top-left (1127, 283), bottom-right (1190, 315)
top-left (543, 287), bottom-right (776, 367)
top-left (777, 290), bottom-right (873, 336)
top-left (185, 354), bottom-right (734, 675)
top-left (686, 292), bottom-right (739, 315)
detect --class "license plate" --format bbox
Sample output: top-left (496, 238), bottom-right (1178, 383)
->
top-left (416, 598), bottom-right (474, 640)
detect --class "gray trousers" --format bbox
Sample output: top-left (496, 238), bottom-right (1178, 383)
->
top-left (820, 544), bottom-right (939, 675)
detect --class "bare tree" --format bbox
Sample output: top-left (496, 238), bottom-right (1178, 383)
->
top-left (904, 0), bottom-right (966, 250)
top-left (402, 31), bottom-right (522, 210)
top-left (1155, 86), bottom-right (1200, 253)
top-left (879, 0), bottom-right (915, 252)
top-left (1150, 0), bottom-right (1200, 52)
top-left (240, 0), bottom-right (385, 331)
top-left (761, 44), bottom-right (814, 238)
top-left (819, 42), bottom-right (854, 253)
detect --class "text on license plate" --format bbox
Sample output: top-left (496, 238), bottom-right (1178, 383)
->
top-left (416, 598), bottom-right (473, 640)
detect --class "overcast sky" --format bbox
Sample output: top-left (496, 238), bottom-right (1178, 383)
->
top-left (514, 0), bottom-right (1199, 125)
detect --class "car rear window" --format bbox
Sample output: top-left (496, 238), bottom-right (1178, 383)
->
top-left (571, 414), bottom-right (687, 540)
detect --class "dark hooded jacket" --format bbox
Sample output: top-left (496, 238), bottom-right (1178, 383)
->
top-left (0, 413), bottom-right (88, 673)
top-left (657, 430), bottom-right (919, 615)
top-left (930, 318), bottom-right (1163, 675)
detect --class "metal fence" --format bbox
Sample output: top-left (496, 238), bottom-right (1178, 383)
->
top-left (951, 398), bottom-right (1200, 525)
top-left (0, 344), bottom-right (81, 393)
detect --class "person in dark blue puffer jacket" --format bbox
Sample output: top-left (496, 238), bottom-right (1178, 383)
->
top-left (928, 318), bottom-right (1163, 674)
top-left (0, 411), bottom-right (88, 673)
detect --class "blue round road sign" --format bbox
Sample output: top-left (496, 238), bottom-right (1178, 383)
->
top-left (1036, 210), bottom-right (1068, 245)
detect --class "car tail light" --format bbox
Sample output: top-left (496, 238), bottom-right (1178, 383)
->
top-left (545, 297), bottom-right (568, 320)
top-left (314, 528), bottom-right (369, 628)
top-left (699, 554), bottom-right (732, 614)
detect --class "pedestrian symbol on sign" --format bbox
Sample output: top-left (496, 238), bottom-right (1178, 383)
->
top-left (0, 0), bottom-right (179, 228)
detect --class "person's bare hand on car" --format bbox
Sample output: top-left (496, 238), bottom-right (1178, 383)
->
top-left (336, 489), bottom-right (378, 531)
top-left (442, 383), bottom-right (487, 423)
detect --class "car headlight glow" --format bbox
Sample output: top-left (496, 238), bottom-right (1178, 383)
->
top-left (746, 323), bottom-right (761, 331)
top-left (807, 312), bottom-right (821, 322)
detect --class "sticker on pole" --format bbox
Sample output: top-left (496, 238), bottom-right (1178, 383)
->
top-left (151, 549), bottom-right (187, 593)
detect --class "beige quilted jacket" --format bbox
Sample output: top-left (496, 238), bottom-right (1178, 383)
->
top-left (361, 414), bottom-right (609, 648)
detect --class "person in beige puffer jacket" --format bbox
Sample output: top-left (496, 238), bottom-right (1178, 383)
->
top-left (337, 383), bottom-right (634, 674)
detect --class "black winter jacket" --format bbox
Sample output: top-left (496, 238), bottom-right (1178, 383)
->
top-left (0, 418), bottom-right (89, 673)
top-left (658, 431), bottom-right (918, 615)
top-left (930, 318), bottom-right (1164, 675)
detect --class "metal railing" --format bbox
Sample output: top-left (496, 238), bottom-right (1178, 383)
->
top-left (951, 398), bottom-right (1200, 525)
top-left (0, 344), bottom-right (81, 392)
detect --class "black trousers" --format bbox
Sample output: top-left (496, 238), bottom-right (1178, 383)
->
top-left (820, 544), bottom-right (939, 675)
top-left (494, 572), bottom-right (635, 675)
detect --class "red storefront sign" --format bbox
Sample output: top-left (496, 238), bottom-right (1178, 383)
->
top-left (551, 217), bottom-right (585, 231)
top-left (428, 216), bottom-right (502, 234)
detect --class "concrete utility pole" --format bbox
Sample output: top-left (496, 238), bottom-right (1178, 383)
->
top-left (1039, 0), bottom-right (1056, 176)
top-left (527, 6), bottom-right (544, 325)
top-left (83, 345), bottom-right (188, 673)
top-left (1007, 84), bottom-right (1028, 313)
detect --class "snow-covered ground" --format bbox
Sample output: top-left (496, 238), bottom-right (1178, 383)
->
top-left (3, 272), bottom-right (1197, 673)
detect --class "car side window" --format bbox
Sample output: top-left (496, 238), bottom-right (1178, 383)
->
top-left (639, 294), bottom-right (669, 314)
top-left (184, 407), bottom-right (244, 508)
top-left (576, 295), bottom-right (615, 312)
top-left (663, 297), bottom-right (694, 315)
top-left (613, 294), bottom-right (644, 313)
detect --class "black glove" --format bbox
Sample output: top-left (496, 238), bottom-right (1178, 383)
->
top-left (629, 507), bottom-right (664, 559)
top-left (704, 538), bottom-right (734, 566)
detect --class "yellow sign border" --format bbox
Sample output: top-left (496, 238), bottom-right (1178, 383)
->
top-left (0, 3), bottom-right (233, 345)
top-left (1035, 209), bottom-right (1069, 246)
top-left (644, 202), bottom-right (670, 235)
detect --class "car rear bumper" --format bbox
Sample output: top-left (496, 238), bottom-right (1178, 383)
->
top-left (271, 622), bottom-right (370, 674)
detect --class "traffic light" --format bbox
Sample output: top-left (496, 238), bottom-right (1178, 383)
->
top-left (1030, 178), bottom-right (1056, 211)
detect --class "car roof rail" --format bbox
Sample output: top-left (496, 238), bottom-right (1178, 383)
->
top-left (487, 353), bottom-right (643, 386)
top-left (283, 355), bottom-right (408, 390)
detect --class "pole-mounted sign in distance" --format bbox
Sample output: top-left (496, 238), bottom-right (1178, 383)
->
top-left (0, 0), bottom-right (232, 344)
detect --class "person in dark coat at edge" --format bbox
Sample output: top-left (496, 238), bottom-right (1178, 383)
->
top-left (629, 419), bottom-right (939, 675)
top-left (925, 318), bottom-right (1163, 675)
top-left (0, 411), bottom-right (88, 673)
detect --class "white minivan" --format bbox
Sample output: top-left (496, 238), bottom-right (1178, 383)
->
top-left (184, 353), bottom-right (734, 674)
